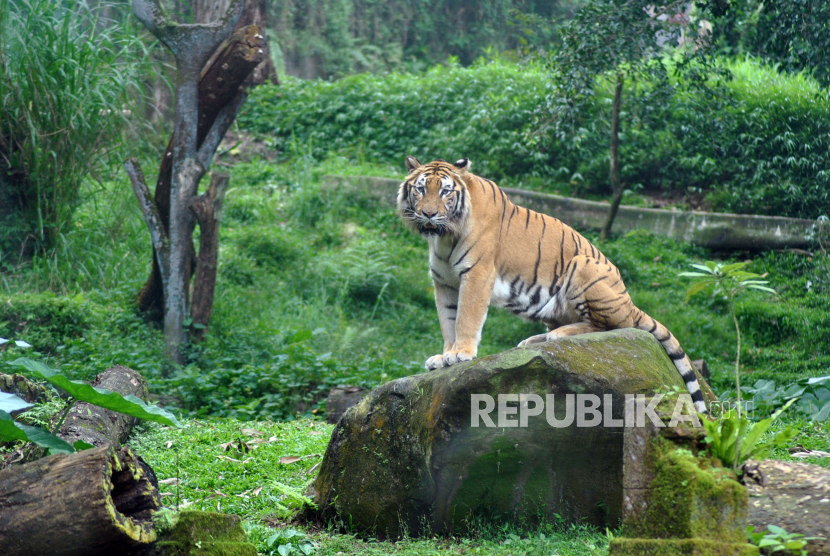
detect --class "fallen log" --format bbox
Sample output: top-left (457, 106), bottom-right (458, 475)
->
top-left (58, 364), bottom-right (150, 449)
top-left (0, 445), bottom-right (159, 556)
top-left (0, 373), bottom-right (49, 406)
top-left (2, 365), bottom-right (154, 469)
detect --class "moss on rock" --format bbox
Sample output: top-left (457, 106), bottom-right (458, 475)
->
top-left (143, 511), bottom-right (256, 556)
top-left (608, 538), bottom-right (760, 555)
top-left (624, 441), bottom-right (748, 542)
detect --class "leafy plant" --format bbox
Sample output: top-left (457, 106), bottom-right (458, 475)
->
top-left (0, 356), bottom-right (180, 455)
top-left (700, 399), bottom-right (797, 478)
top-left (270, 480), bottom-right (317, 519)
top-left (741, 376), bottom-right (830, 422)
top-left (681, 261), bottom-right (777, 417)
top-left (263, 527), bottom-right (317, 556)
top-left (747, 524), bottom-right (825, 556)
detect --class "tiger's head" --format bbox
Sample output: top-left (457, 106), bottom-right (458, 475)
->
top-left (397, 156), bottom-right (471, 237)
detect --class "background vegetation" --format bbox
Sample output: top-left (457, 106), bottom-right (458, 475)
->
top-left (0, 0), bottom-right (150, 255)
top-left (269, 0), bottom-right (581, 77)
top-left (240, 56), bottom-right (830, 219)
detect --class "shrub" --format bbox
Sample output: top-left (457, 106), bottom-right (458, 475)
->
top-left (238, 58), bottom-right (552, 180)
top-left (0, 293), bottom-right (88, 354)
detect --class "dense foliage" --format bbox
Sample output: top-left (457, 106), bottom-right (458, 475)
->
top-left (240, 57), bottom-right (830, 219)
top-left (269, 0), bottom-right (582, 77)
top-left (240, 59), bottom-right (549, 180)
top-left (706, 0), bottom-right (830, 87)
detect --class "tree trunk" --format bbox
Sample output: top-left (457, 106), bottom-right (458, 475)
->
top-left (0, 445), bottom-right (159, 556)
top-left (132, 0), bottom-right (250, 362)
top-left (600, 73), bottom-right (624, 241)
top-left (189, 173), bottom-right (230, 340)
top-left (136, 25), bottom-right (267, 323)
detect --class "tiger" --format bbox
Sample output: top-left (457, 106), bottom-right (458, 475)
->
top-left (396, 156), bottom-right (706, 412)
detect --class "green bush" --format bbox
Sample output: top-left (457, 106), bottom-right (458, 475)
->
top-left (604, 59), bottom-right (830, 219)
top-left (240, 57), bottom-right (830, 219)
top-left (238, 58), bottom-right (552, 180)
top-left (0, 294), bottom-right (88, 354)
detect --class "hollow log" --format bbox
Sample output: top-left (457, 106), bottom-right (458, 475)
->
top-left (136, 25), bottom-right (266, 321)
top-left (0, 445), bottom-right (159, 556)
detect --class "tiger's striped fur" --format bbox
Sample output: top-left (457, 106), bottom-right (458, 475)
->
top-left (397, 156), bottom-right (707, 412)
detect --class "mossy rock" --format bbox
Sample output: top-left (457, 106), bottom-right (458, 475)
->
top-left (161, 511), bottom-right (248, 544)
top-left (151, 541), bottom-right (257, 556)
top-left (608, 538), bottom-right (760, 555)
top-left (623, 443), bottom-right (749, 542)
top-left (142, 511), bottom-right (256, 556)
top-left (310, 329), bottom-right (696, 537)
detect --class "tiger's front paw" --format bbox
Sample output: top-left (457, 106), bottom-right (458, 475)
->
top-left (517, 333), bottom-right (549, 347)
top-left (425, 354), bottom-right (446, 370)
top-left (442, 348), bottom-right (476, 367)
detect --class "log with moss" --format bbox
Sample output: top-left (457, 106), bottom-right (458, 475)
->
top-left (0, 445), bottom-right (159, 556)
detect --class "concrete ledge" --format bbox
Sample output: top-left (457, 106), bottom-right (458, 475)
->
top-left (321, 175), bottom-right (820, 250)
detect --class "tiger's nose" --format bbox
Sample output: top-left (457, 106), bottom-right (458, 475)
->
top-left (423, 210), bottom-right (437, 219)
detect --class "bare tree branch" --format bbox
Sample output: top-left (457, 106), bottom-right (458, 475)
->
top-left (131, 0), bottom-right (169, 38)
top-left (124, 158), bottom-right (170, 285)
top-left (132, 0), bottom-right (245, 69)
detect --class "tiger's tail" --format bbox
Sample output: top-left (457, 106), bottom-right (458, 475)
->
top-left (636, 311), bottom-right (707, 413)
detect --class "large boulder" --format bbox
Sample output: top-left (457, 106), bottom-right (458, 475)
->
top-left (310, 329), bottom-right (701, 536)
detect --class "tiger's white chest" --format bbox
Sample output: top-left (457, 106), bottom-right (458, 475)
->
top-left (428, 236), bottom-right (462, 286)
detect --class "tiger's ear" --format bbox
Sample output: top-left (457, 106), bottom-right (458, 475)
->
top-left (405, 156), bottom-right (422, 172)
top-left (453, 158), bottom-right (471, 174)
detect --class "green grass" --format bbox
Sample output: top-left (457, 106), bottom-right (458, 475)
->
top-left (131, 417), bottom-right (611, 556)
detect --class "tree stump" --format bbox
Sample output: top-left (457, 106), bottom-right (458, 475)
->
top-left (325, 386), bottom-right (369, 424)
top-left (0, 445), bottom-right (159, 556)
